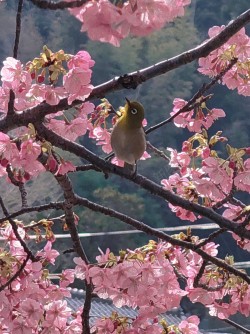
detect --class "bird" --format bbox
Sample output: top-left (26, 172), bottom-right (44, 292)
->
top-left (110, 98), bottom-right (146, 173)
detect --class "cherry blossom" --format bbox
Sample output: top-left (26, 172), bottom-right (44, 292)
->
top-left (178, 315), bottom-right (200, 334)
top-left (199, 26), bottom-right (250, 96)
top-left (0, 3), bottom-right (250, 333)
top-left (68, 0), bottom-right (191, 46)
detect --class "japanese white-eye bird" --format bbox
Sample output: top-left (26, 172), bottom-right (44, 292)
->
top-left (110, 98), bottom-right (146, 173)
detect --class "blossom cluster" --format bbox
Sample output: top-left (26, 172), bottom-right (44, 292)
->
top-left (0, 223), bottom-right (81, 334)
top-left (198, 26), bottom-right (250, 96)
top-left (0, 49), bottom-right (94, 111)
top-left (73, 239), bottom-right (250, 332)
top-left (0, 49), bottom-right (97, 180)
top-left (170, 98), bottom-right (226, 133)
top-left (160, 124), bottom-right (250, 251)
top-left (68, 0), bottom-right (191, 46)
top-left (161, 98), bottom-right (250, 250)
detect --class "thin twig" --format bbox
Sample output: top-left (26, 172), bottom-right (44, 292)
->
top-left (0, 201), bottom-right (64, 225)
top-left (6, 165), bottom-right (28, 208)
top-left (193, 260), bottom-right (207, 287)
top-left (194, 228), bottom-right (227, 249)
top-left (19, 183), bottom-right (28, 208)
top-left (146, 59), bottom-right (237, 135)
top-left (13, 0), bottom-right (24, 59)
top-left (29, 0), bottom-right (88, 10)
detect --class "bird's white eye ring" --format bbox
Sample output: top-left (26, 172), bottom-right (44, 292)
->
top-left (131, 108), bottom-right (138, 115)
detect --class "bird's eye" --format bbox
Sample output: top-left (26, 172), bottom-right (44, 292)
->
top-left (131, 108), bottom-right (138, 115)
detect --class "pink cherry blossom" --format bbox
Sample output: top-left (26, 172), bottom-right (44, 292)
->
top-left (12, 317), bottom-right (33, 334)
top-left (73, 257), bottom-right (90, 282)
top-left (0, 132), bottom-right (20, 161)
top-left (60, 269), bottom-right (75, 288)
top-left (37, 241), bottom-right (60, 264)
top-left (178, 315), bottom-right (200, 334)
top-left (68, 0), bottom-right (191, 46)
top-left (169, 203), bottom-right (197, 222)
top-left (199, 26), bottom-right (250, 96)
top-left (170, 99), bottom-right (226, 132)
top-left (69, 0), bottom-right (125, 47)
top-left (19, 299), bottom-right (43, 326)
top-left (1, 57), bottom-right (32, 92)
top-left (67, 50), bottom-right (95, 70)
top-left (91, 126), bottom-right (112, 154)
top-left (234, 158), bottom-right (250, 192)
top-left (201, 157), bottom-right (233, 193)
top-left (63, 68), bottom-right (93, 104)
top-left (44, 300), bottom-right (71, 327)
top-left (45, 86), bottom-right (67, 105)
top-left (55, 160), bottom-right (76, 175)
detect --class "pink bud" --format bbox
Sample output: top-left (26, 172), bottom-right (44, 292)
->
top-left (37, 75), bottom-right (45, 83)
top-left (0, 158), bottom-right (9, 167)
top-left (229, 161), bottom-right (236, 169)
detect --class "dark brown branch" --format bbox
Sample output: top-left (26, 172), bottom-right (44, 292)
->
top-left (193, 260), bottom-right (207, 287)
top-left (29, 0), bottom-right (88, 10)
top-left (54, 174), bottom-right (88, 262)
top-left (7, 90), bottom-right (15, 117)
top-left (0, 196), bottom-right (37, 261)
top-left (75, 164), bottom-right (102, 173)
top-left (223, 318), bottom-right (250, 334)
top-left (146, 58), bottom-right (237, 135)
top-left (74, 194), bottom-right (250, 284)
top-left (0, 201), bottom-right (64, 224)
top-left (6, 164), bottom-right (28, 208)
top-left (0, 254), bottom-right (30, 292)
top-left (13, 0), bottom-right (23, 59)
top-left (194, 228), bottom-right (227, 249)
top-left (34, 122), bottom-right (250, 241)
top-left (54, 173), bottom-right (92, 334)
top-left (1, 11), bottom-right (250, 133)
top-left (19, 183), bottom-right (28, 208)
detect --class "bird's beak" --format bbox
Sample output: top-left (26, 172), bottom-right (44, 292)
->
top-left (125, 97), bottom-right (131, 106)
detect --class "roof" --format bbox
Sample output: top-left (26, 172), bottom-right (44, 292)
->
top-left (66, 288), bottom-right (233, 334)
top-left (66, 288), bottom-right (184, 326)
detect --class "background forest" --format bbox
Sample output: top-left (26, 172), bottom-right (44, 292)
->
top-left (0, 0), bottom-right (249, 272)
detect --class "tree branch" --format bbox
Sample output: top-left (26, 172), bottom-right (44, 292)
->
top-left (13, 0), bottom-right (23, 59)
top-left (6, 164), bottom-right (28, 208)
top-left (1, 11), bottom-right (250, 132)
top-left (54, 173), bottom-right (91, 334)
top-left (29, 0), bottom-right (88, 10)
top-left (74, 194), bottom-right (250, 284)
top-left (146, 58), bottom-right (237, 135)
top-left (34, 122), bottom-right (250, 241)
top-left (194, 228), bottom-right (227, 249)
top-left (0, 201), bottom-right (64, 224)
